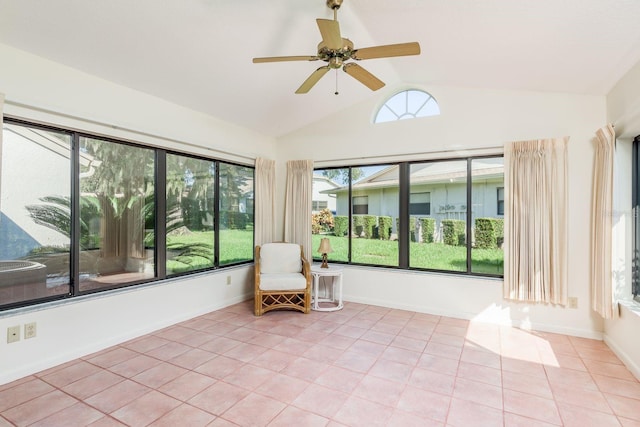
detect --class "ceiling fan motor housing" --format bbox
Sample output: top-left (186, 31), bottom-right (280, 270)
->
top-left (327, 0), bottom-right (343, 10)
top-left (317, 38), bottom-right (354, 65)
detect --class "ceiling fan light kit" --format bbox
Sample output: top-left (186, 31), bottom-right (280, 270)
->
top-left (253, 0), bottom-right (420, 94)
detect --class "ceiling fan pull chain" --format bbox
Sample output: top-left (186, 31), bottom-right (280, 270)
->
top-left (335, 69), bottom-right (339, 95)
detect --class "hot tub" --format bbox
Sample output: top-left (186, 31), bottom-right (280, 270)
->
top-left (0, 260), bottom-right (47, 304)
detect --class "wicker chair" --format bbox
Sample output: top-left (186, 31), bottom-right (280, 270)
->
top-left (254, 243), bottom-right (311, 316)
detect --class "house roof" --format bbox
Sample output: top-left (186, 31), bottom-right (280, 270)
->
top-left (1, 0), bottom-right (640, 138)
top-left (325, 158), bottom-right (503, 193)
top-left (313, 174), bottom-right (341, 190)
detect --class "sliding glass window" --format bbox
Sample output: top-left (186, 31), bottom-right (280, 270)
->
top-left (166, 154), bottom-right (215, 275)
top-left (470, 157), bottom-right (505, 275)
top-left (312, 168), bottom-right (350, 263)
top-left (0, 122), bottom-right (72, 305)
top-left (78, 137), bottom-right (156, 292)
top-left (409, 160), bottom-right (468, 272)
top-left (219, 163), bottom-right (254, 265)
top-left (351, 165), bottom-right (399, 266)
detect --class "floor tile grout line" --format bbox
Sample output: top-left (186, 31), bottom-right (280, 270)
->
top-left (3, 301), bottom-right (640, 427)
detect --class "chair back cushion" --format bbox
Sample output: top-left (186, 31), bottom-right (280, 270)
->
top-left (260, 243), bottom-right (302, 274)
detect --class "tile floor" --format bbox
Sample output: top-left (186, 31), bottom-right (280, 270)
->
top-left (1, 301), bottom-right (640, 426)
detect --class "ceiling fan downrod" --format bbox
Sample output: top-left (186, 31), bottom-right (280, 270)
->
top-left (327, 0), bottom-right (342, 20)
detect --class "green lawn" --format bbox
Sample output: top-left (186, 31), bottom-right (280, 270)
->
top-left (166, 229), bottom-right (253, 274)
top-left (312, 234), bottom-right (503, 275)
top-left (165, 231), bottom-right (503, 275)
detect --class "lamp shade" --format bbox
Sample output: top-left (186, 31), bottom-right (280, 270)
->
top-left (317, 237), bottom-right (334, 254)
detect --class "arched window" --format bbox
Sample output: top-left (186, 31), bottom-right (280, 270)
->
top-left (374, 89), bottom-right (440, 124)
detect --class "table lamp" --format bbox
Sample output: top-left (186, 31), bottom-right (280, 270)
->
top-left (317, 238), bottom-right (334, 268)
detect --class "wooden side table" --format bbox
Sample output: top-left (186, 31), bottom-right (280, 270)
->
top-left (310, 264), bottom-right (344, 311)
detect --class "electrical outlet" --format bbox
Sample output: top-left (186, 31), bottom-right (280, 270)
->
top-left (7, 325), bottom-right (20, 343)
top-left (24, 322), bottom-right (37, 339)
top-left (226, 275), bottom-right (232, 285)
top-left (568, 297), bottom-right (578, 309)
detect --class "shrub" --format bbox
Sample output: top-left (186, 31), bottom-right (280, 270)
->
top-left (220, 210), bottom-right (248, 230)
top-left (474, 217), bottom-right (505, 249)
top-left (494, 218), bottom-right (504, 241)
top-left (312, 208), bottom-right (334, 234)
top-left (311, 214), bottom-right (322, 234)
top-left (442, 219), bottom-right (465, 246)
top-left (378, 216), bottom-right (392, 240)
top-left (181, 198), bottom-right (203, 230)
top-left (353, 215), bottom-right (365, 237)
top-left (410, 216), bottom-right (419, 242)
top-left (474, 218), bottom-right (496, 248)
top-left (333, 215), bottom-right (348, 237)
top-left (363, 215), bottom-right (377, 239)
top-left (420, 217), bottom-right (436, 243)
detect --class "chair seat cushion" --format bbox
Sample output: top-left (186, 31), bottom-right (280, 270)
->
top-left (259, 273), bottom-right (307, 291)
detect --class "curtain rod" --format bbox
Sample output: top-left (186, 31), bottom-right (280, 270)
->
top-left (313, 145), bottom-right (504, 165)
top-left (4, 100), bottom-right (256, 163)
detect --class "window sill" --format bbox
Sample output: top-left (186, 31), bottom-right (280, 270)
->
top-left (336, 263), bottom-right (503, 283)
top-left (617, 299), bottom-right (640, 317)
top-left (0, 265), bottom-right (249, 320)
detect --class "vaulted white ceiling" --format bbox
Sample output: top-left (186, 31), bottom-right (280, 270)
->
top-left (1, 0), bottom-right (640, 138)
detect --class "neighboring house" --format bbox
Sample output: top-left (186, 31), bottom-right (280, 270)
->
top-left (312, 174), bottom-right (340, 214)
top-left (326, 159), bottom-right (504, 240)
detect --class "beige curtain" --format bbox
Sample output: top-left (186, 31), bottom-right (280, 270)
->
top-left (591, 124), bottom-right (616, 318)
top-left (284, 159), bottom-right (313, 259)
top-left (254, 157), bottom-right (276, 246)
top-left (504, 137), bottom-right (568, 305)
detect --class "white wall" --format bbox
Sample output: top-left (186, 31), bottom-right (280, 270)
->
top-left (604, 58), bottom-right (640, 379)
top-left (0, 269), bottom-right (253, 385)
top-left (277, 84), bottom-right (607, 340)
top-left (0, 43), bottom-right (273, 163)
top-left (0, 43), bottom-right (274, 385)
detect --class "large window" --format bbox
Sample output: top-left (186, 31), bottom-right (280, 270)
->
top-left (312, 156), bottom-right (504, 277)
top-left (219, 163), bottom-right (254, 266)
top-left (166, 154), bottom-right (215, 275)
top-left (78, 137), bottom-right (156, 292)
top-left (0, 119), bottom-right (254, 311)
top-left (470, 157), bottom-right (505, 275)
top-left (0, 123), bottom-right (72, 305)
top-left (352, 165), bottom-right (398, 267)
top-left (409, 160), bottom-right (468, 272)
top-left (312, 168), bottom-right (350, 264)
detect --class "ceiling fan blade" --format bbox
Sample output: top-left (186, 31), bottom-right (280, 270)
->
top-left (253, 55), bottom-right (319, 63)
top-left (343, 63), bottom-right (385, 91)
top-left (317, 18), bottom-right (343, 50)
top-left (295, 66), bottom-right (331, 94)
top-left (352, 42), bottom-right (421, 60)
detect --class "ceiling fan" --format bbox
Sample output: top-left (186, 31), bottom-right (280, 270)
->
top-left (252, 0), bottom-right (421, 94)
